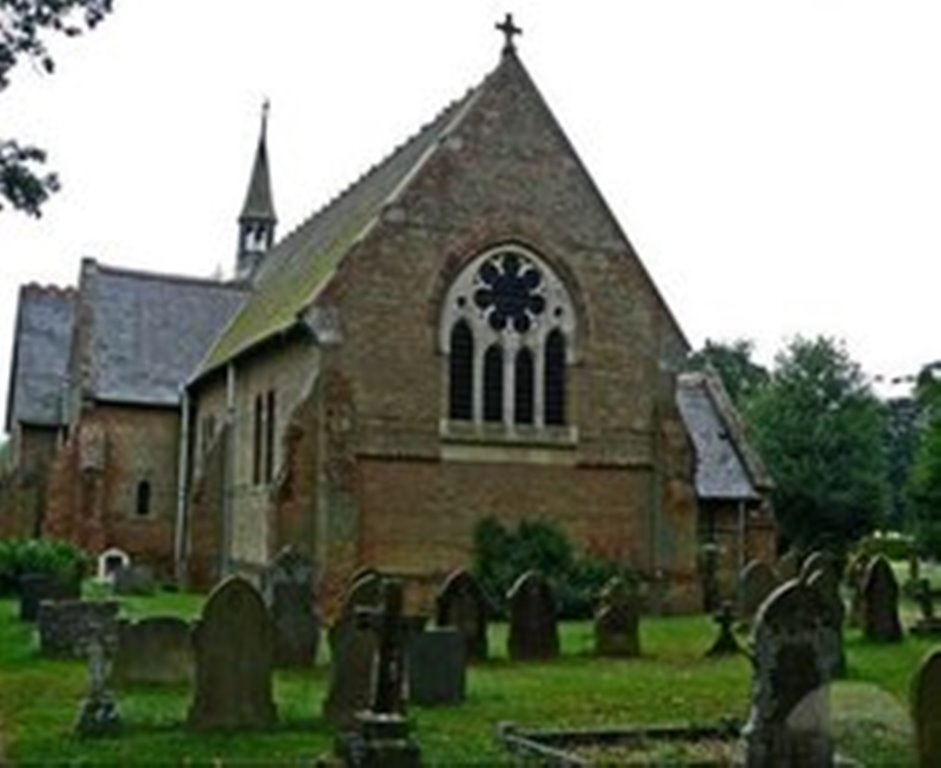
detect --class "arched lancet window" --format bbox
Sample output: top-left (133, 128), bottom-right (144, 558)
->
top-left (515, 347), bottom-right (535, 425)
top-left (545, 329), bottom-right (566, 426)
top-left (135, 480), bottom-right (151, 517)
top-left (483, 345), bottom-right (504, 423)
top-left (448, 320), bottom-right (474, 420)
top-left (440, 244), bottom-right (576, 431)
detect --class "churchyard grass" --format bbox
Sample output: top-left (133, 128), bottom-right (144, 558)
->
top-left (0, 582), bottom-right (931, 765)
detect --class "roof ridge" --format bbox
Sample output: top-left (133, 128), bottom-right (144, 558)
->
top-left (91, 261), bottom-right (250, 292)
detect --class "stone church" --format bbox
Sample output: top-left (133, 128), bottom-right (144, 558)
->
top-left (3, 23), bottom-right (774, 613)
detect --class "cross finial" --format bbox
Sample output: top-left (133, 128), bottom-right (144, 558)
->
top-left (261, 98), bottom-right (270, 141)
top-left (496, 13), bottom-right (522, 55)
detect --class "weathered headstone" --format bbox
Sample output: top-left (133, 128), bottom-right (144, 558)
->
top-left (112, 617), bottom-right (194, 686)
top-left (845, 552), bottom-right (871, 628)
top-left (911, 580), bottom-right (941, 637)
top-left (407, 628), bottom-right (466, 706)
top-left (38, 600), bottom-right (119, 659)
top-left (261, 546), bottom-right (320, 667)
top-left (738, 560), bottom-right (779, 621)
top-left (775, 550), bottom-right (800, 582)
top-left (862, 555), bottom-right (903, 643)
top-left (742, 580), bottom-right (837, 767)
top-left (19, 572), bottom-right (80, 622)
top-left (435, 569), bottom-right (489, 662)
top-left (593, 576), bottom-right (640, 658)
top-left (113, 564), bottom-right (156, 596)
top-left (912, 648), bottom-right (941, 768)
top-left (75, 637), bottom-right (120, 738)
top-left (807, 567), bottom-right (846, 678)
top-left (800, 550), bottom-right (837, 583)
top-left (323, 572), bottom-right (383, 729)
top-left (507, 571), bottom-right (559, 661)
top-left (187, 576), bottom-right (277, 730)
top-left (705, 601), bottom-right (740, 657)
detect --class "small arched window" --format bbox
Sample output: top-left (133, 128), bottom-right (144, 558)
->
top-left (448, 320), bottom-right (474, 420)
top-left (483, 345), bottom-right (504, 423)
top-left (135, 480), bottom-right (151, 517)
top-left (515, 348), bottom-right (535, 425)
top-left (545, 329), bottom-right (566, 426)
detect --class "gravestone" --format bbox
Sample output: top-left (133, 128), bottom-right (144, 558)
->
top-left (261, 546), bottom-right (320, 667)
top-left (593, 576), bottom-right (640, 657)
top-left (775, 550), bottom-right (800, 582)
top-left (435, 569), bottom-right (489, 662)
top-left (38, 600), bottom-right (119, 659)
top-left (75, 637), bottom-right (120, 738)
top-left (913, 648), bottom-right (941, 768)
top-left (800, 550), bottom-right (837, 583)
top-left (96, 548), bottom-right (130, 584)
top-left (807, 567), bottom-right (846, 678)
top-left (407, 628), bottom-right (466, 706)
top-left (911, 580), bottom-right (941, 637)
top-left (862, 555), bottom-right (903, 643)
top-left (738, 560), bottom-right (779, 621)
top-left (187, 576), bottom-right (277, 730)
top-left (705, 601), bottom-right (740, 657)
top-left (323, 572), bottom-right (383, 729)
top-left (845, 552), bottom-right (871, 628)
top-left (336, 579), bottom-right (421, 768)
top-left (112, 617), bottom-right (194, 686)
top-left (19, 572), bottom-right (80, 621)
top-left (113, 564), bottom-right (156, 596)
top-left (507, 571), bottom-right (559, 661)
top-left (742, 580), bottom-right (836, 767)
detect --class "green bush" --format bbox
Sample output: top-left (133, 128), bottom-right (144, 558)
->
top-left (0, 539), bottom-right (89, 595)
top-left (856, 531), bottom-right (914, 562)
top-left (472, 517), bottom-right (634, 620)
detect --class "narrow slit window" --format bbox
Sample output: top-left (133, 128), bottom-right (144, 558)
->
top-left (265, 389), bottom-right (276, 483)
top-left (545, 330), bottom-right (566, 426)
top-left (253, 394), bottom-right (263, 485)
top-left (515, 347), bottom-right (535, 425)
top-left (135, 480), bottom-right (151, 517)
top-left (483, 344), bottom-right (504, 423)
top-left (449, 321), bottom-right (474, 420)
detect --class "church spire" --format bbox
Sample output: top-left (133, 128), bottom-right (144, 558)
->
top-left (237, 100), bottom-right (277, 281)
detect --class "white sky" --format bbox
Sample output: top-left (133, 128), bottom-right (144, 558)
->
top-left (1, 1), bottom-right (939, 421)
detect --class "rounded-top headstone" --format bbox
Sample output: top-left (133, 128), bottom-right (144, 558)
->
top-left (261, 546), bottom-right (320, 668)
top-left (800, 550), bottom-right (837, 583)
top-left (507, 571), bottom-right (559, 661)
top-left (862, 555), bottom-right (903, 643)
top-left (912, 648), bottom-right (941, 768)
top-left (594, 576), bottom-right (640, 657)
top-left (738, 560), bottom-right (779, 619)
top-left (774, 550), bottom-right (800, 582)
top-left (435, 569), bottom-right (489, 662)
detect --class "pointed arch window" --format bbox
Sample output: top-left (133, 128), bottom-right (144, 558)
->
top-left (483, 345), bottom-right (504, 423)
top-left (545, 329), bottom-right (566, 426)
top-left (515, 348), bottom-right (535, 425)
top-left (448, 321), bottom-right (474, 420)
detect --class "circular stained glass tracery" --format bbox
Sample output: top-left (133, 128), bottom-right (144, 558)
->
top-left (472, 251), bottom-right (546, 333)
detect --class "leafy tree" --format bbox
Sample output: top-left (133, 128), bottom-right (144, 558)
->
top-left (884, 394), bottom-right (919, 531)
top-left (1, 0), bottom-right (114, 216)
top-left (744, 336), bottom-right (888, 554)
top-left (689, 338), bottom-right (769, 407)
top-left (908, 363), bottom-right (941, 556)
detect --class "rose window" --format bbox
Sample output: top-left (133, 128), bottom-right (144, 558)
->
top-left (473, 252), bottom-right (545, 333)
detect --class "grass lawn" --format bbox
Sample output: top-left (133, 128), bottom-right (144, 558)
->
top-left (0, 584), bottom-right (932, 766)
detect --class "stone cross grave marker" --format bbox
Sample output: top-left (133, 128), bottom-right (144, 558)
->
top-left (75, 636), bottom-right (120, 738)
top-left (38, 600), bottom-right (119, 659)
top-left (187, 576), bottom-right (277, 730)
top-left (507, 571), bottom-right (559, 661)
top-left (323, 571), bottom-right (382, 729)
top-left (738, 560), bottom-right (778, 623)
top-left (261, 545), bottom-right (320, 667)
top-left (435, 569), bottom-right (489, 662)
top-left (594, 576), bottom-right (640, 658)
top-left (705, 600), bottom-right (740, 657)
top-left (862, 555), bottom-right (903, 643)
top-left (742, 580), bottom-right (837, 767)
top-left (913, 647), bottom-right (941, 768)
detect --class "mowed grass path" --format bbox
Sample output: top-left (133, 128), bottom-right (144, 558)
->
top-left (0, 588), bottom-right (931, 765)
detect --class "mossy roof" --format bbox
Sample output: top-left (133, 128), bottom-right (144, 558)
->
top-left (198, 82), bottom-right (482, 377)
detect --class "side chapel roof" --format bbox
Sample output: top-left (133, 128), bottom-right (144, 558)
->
top-left (5, 284), bottom-right (75, 430)
top-left (676, 370), bottom-right (772, 501)
top-left (78, 260), bottom-right (249, 406)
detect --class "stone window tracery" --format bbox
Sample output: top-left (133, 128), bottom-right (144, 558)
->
top-left (440, 244), bottom-right (575, 430)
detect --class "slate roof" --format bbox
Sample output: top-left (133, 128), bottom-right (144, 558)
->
top-left (240, 123), bottom-right (276, 224)
top-left (676, 371), bottom-right (771, 501)
top-left (79, 260), bottom-right (249, 406)
top-left (5, 284), bottom-right (75, 429)
top-left (198, 77), bottom-right (484, 375)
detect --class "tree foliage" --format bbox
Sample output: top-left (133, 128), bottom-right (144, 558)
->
top-left (743, 336), bottom-right (888, 553)
top-left (688, 338), bottom-right (769, 407)
top-left (908, 363), bottom-right (941, 556)
top-left (0, 0), bottom-right (114, 216)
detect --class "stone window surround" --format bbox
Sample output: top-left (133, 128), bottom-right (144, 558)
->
top-left (439, 243), bottom-right (577, 443)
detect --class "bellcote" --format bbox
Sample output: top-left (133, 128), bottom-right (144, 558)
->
top-left (237, 101), bottom-right (277, 281)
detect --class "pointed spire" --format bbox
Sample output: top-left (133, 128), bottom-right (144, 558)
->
top-left (239, 100), bottom-right (276, 224)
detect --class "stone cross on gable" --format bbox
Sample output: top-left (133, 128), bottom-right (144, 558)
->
top-left (355, 578), bottom-right (408, 715)
top-left (496, 13), bottom-right (522, 55)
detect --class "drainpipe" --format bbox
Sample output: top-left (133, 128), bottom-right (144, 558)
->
top-left (173, 388), bottom-right (190, 584)
top-left (221, 363), bottom-right (236, 576)
top-left (738, 499), bottom-right (747, 571)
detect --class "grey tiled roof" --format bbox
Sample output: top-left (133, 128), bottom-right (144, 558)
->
top-left (80, 261), bottom-right (249, 406)
top-left (5, 285), bottom-right (75, 429)
top-left (240, 132), bottom-right (276, 223)
top-left (676, 371), bottom-right (770, 501)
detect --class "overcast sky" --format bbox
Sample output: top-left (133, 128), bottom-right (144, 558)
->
top-left (2, 1), bottom-right (939, 422)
